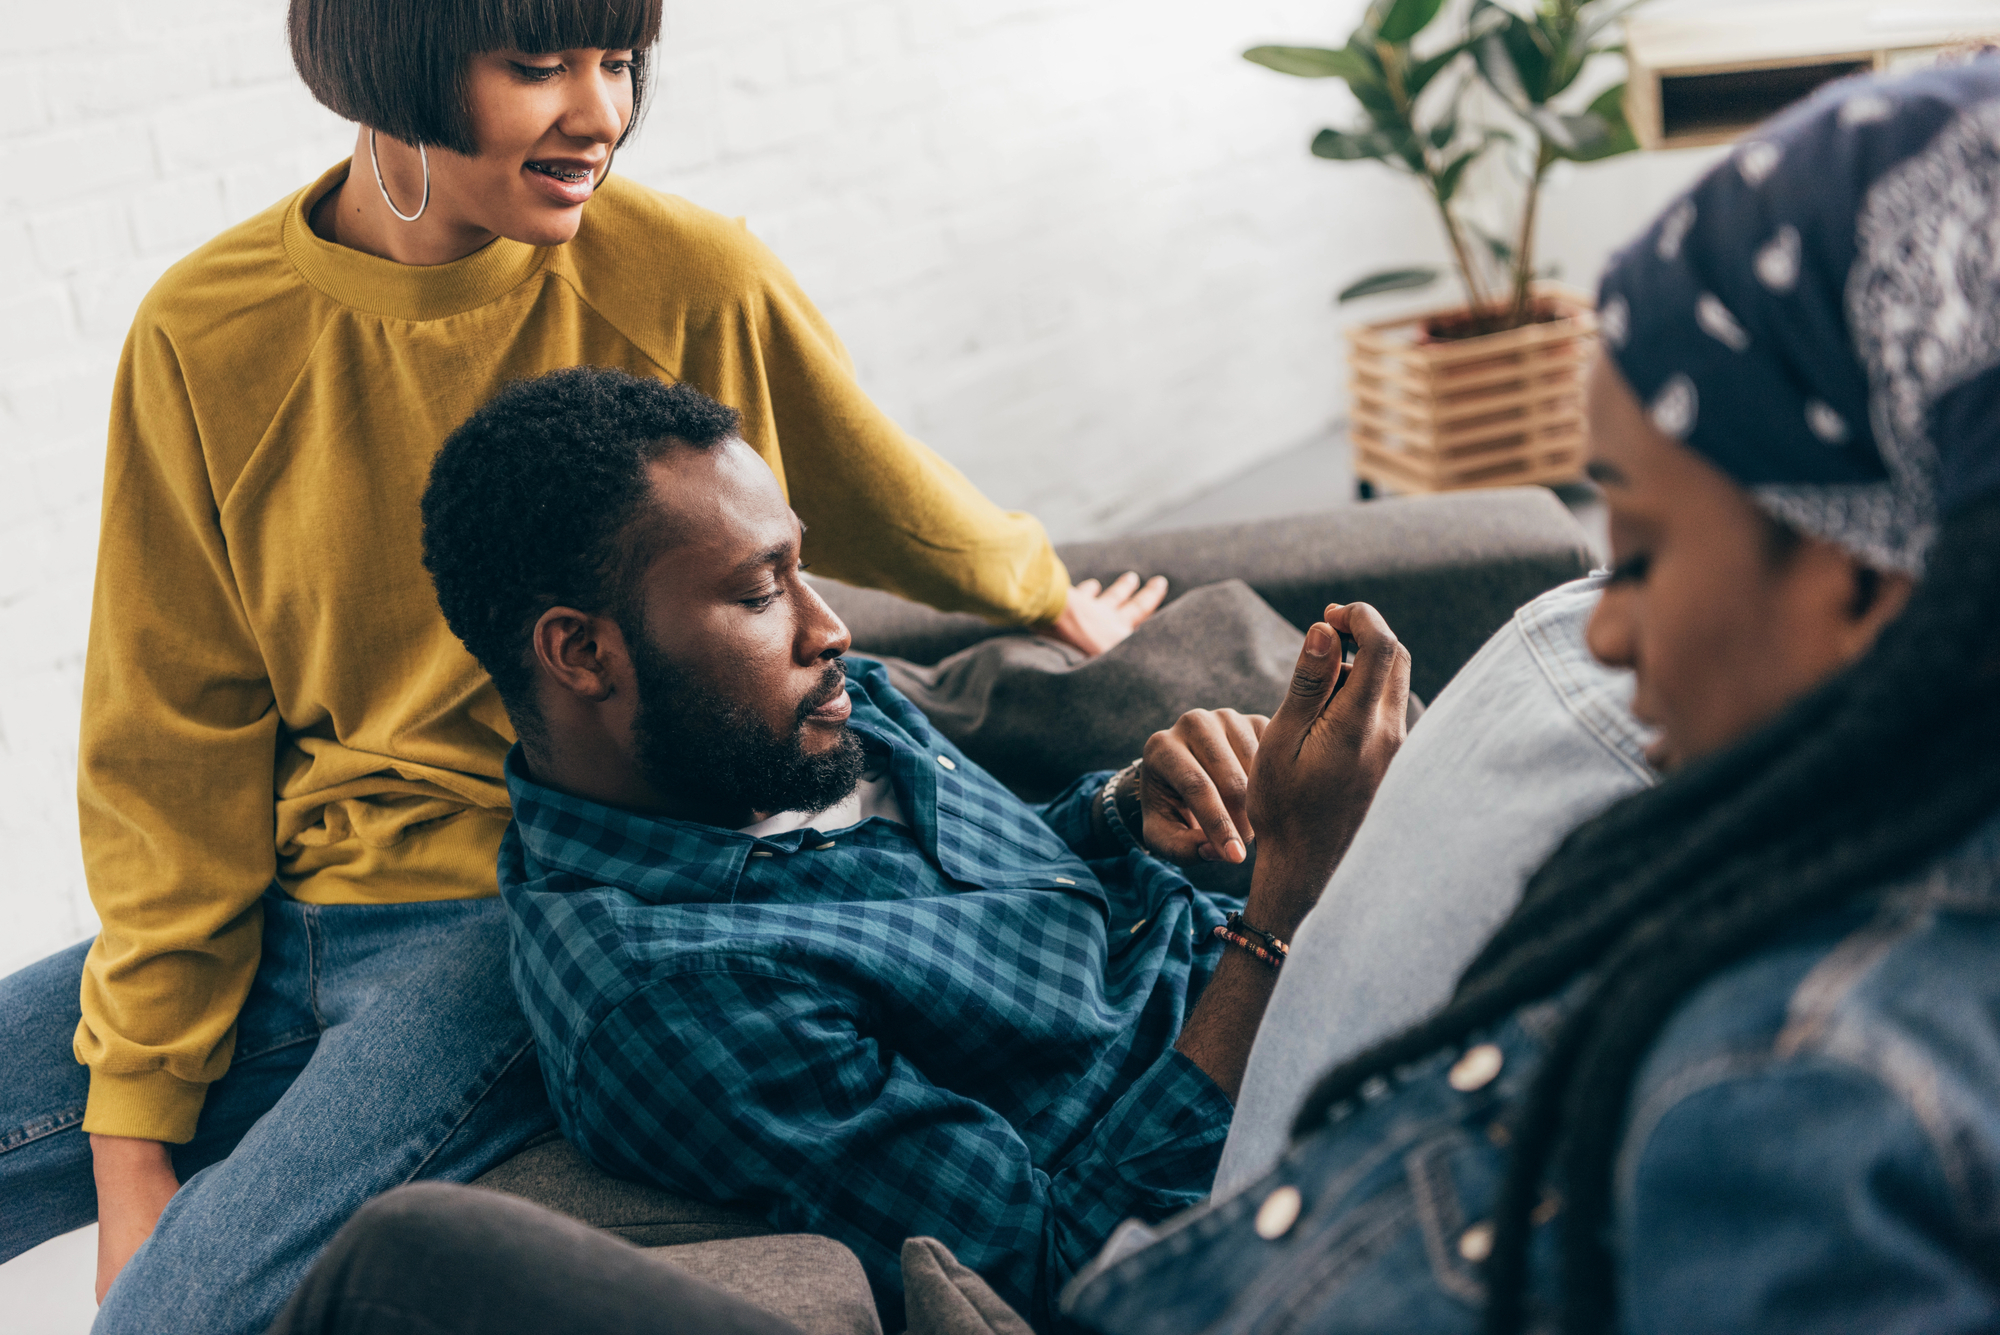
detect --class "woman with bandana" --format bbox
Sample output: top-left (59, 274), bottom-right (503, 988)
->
top-left (1059, 54), bottom-right (2000, 1335)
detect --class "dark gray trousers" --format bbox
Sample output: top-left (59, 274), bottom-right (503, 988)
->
top-left (268, 1184), bottom-right (803, 1335)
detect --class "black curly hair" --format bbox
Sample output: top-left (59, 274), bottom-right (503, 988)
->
top-left (421, 366), bottom-right (741, 747)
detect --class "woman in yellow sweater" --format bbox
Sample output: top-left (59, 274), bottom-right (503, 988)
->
top-left (0, 2), bottom-right (1163, 1331)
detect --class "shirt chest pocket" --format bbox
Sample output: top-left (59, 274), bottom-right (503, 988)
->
top-left (932, 781), bottom-right (1103, 905)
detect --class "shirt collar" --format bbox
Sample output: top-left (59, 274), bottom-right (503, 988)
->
top-left (280, 161), bottom-right (550, 321)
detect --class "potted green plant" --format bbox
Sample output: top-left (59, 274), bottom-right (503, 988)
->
top-left (1247, 0), bottom-right (1646, 493)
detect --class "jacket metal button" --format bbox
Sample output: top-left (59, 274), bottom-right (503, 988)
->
top-left (1254, 1185), bottom-right (1302, 1240)
top-left (1458, 1221), bottom-right (1494, 1262)
top-left (1448, 1043), bottom-right (1503, 1091)
top-left (937, 755), bottom-right (957, 770)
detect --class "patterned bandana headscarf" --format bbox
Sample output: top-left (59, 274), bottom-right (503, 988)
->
top-left (1596, 56), bottom-right (2000, 574)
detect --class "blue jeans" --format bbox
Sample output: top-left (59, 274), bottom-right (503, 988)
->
top-left (0, 888), bottom-right (557, 1335)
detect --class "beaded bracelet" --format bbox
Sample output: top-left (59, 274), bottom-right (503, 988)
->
top-left (1224, 911), bottom-right (1289, 960)
top-left (1211, 924), bottom-right (1285, 972)
top-left (1098, 759), bottom-right (1143, 851)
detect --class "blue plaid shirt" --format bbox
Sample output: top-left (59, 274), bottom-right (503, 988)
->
top-left (500, 658), bottom-right (1238, 1330)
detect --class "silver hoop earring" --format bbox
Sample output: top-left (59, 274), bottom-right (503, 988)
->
top-left (368, 128), bottom-right (430, 223)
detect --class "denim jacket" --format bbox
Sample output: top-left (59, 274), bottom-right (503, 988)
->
top-left (1064, 811), bottom-right (2000, 1333)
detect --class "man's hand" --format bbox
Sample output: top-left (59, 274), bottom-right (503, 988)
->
top-left (91, 1134), bottom-right (179, 1304)
top-left (1243, 602), bottom-right (1410, 936)
top-left (1172, 603), bottom-right (1408, 1099)
top-left (1139, 709), bottom-right (1268, 865)
top-left (1045, 573), bottom-right (1168, 656)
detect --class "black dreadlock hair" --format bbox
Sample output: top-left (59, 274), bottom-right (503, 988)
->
top-left (1288, 491), bottom-right (2000, 1334)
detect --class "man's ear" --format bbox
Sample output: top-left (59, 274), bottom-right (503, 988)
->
top-left (531, 606), bottom-right (625, 703)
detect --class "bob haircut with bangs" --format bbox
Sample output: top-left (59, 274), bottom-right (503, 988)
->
top-left (288, 0), bottom-right (663, 157)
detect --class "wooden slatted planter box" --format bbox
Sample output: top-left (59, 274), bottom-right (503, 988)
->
top-left (1348, 286), bottom-right (1597, 496)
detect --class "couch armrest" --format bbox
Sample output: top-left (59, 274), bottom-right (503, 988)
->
top-left (816, 488), bottom-right (1594, 703)
top-left (653, 1235), bottom-right (883, 1335)
top-left (474, 1132), bottom-right (772, 1248)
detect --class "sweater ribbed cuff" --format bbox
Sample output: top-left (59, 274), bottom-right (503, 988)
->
top-left (81, 1066), bottom-right (209, 1145)
top-left (1027, 555), bottom-right (1074, 628)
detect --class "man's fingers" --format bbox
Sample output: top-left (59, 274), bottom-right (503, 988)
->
top-left (1219, 709), bottom-right (1263, 837)
top-left (1145, 734), bottom-right (1246, 864)
top-left (1220, 710), bottom-right (1262, 770)
top-left (1105, 571), bottom-right (1141, 601)
top-left (1075, 578), bottom-right (1102, 598)
top-left (1276, 622), bottom-right (1340, 727)
top-left (1180, 720), bottom-right (1254, 853)
top-left (1325, 602), bottom-right (1409, 723)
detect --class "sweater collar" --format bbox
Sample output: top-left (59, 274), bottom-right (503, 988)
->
top-left (280, 161), bottom-right (550, 321)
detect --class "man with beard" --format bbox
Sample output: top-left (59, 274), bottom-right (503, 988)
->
top-left (418, 368), bottom-right (1411, 1332)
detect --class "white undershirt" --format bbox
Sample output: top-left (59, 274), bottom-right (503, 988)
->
top-left (736, 763), bottom-right (909, 838)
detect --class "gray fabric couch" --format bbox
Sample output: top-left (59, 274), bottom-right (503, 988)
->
top-left (812, 486), bottom-right (1595, 705)
top-left (469, 488), bottom-right (1595, 1333)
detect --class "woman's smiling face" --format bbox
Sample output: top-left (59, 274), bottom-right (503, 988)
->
top-left (425, 47), bottom-right (635, 247)
top-left (1582, 353), bottom-right (1912, 770)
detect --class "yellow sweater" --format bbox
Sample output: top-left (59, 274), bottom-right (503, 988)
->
top-left (76, 162), bottom-right (1071, 1142)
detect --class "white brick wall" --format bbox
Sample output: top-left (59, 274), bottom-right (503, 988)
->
top-left (0, 3), bottom-right (353, 989)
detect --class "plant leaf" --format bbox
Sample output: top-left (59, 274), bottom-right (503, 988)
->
top-left (1528, 106), bottom-right (1608, 154)
top-left (1311, 126), bottom-right (1416, 161)
top-left (1405, 42), bottom-right (1467, 98)
top-left (1377, 0), bottom-right (1448, 44)
top-left (1531, 8), bottom-right (1588, 98)
top-left (1243, 45), bottom-right (1376, 81)
top-left (1474, 13), bottom-right (1554, 107)
top-left (1435, 146), bottom-right (1485, 202)
top-left (1468, 223), bottom-right (1515, 265)
top-left (1554, 83), bottom-right (1639, 161)
top-left (1334, 37), bottom-right (1404, 119)
top-left (1474, 30), bottom-right (1531, 113)
top-left (1339, 267), bottom-right (1442, 302)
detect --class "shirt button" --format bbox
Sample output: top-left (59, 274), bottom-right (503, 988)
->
top-left (936, 755), bottom-right (957, 770)
top-left (1254, 1185), bottom-right (1302, 1240)
top-left (1448, 1043), bottom-right (1503, 1092)
top-left (1458, 1221), bottom-right (1494, 1263)
top-left (813, 841), bottom-right (836, 851)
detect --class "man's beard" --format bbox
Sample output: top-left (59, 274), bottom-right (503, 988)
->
top-left (627, 635), bottom-right (866, 822)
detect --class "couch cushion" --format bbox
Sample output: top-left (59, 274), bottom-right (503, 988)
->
top-left (472, 1133), bottom-right (772, 1247)
top-left (655, 1234), bottom-right (883, 1335)
top-left (868, 580), bottom-right (1297, 801)
top-left (814, 489), bottom-right (1594, 703)
top-left (900, 1236), bottom-right (1033, 1335)
top-left (869, 578), bottom-right (1420, 819)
